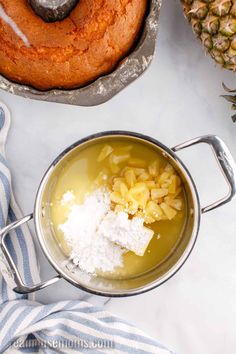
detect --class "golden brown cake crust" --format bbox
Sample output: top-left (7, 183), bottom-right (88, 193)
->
top-left (0, 0), bottom-right (147, 90)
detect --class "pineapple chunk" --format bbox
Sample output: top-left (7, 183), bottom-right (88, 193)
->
top-left (124, 169), bottom-right (136, 188)
top-left (165, 197), bottom-right (183, 211)
top-left (127, 201), bottom-right (139, 214)
top-left (138, 190), bottom-right (150, 209)
top-left (164, 163), bottom-right (174, 173)
top-left (110, 153), bottom-right (130, 165)
top-left (109, 162), bottom-right (120, 174)
top-left (148, 160), bottom-right (160, 177)
top-left (116, 145), bottom-right (133, 153)
top-left (158, 172), bottom-right (171, 184)
top-left (113, 180), bottom-right (128, 198)
top-left (160, 203), bottom-right (177, 220)
top-left (129, 182), bottom-right (148, 195)
top-left (151, 188), bottom-right (168, 200)
top-left (119, 182), bottom-right (129, 198)
top-left (110, 191), bottom-right (125, 205)
top-left (168, 175), bottom-right (178, 194)
top-left (129, 183), bottom-right (149, 208)
top-left (171, 187), bottom-right (182, 198)
top-left (97, 145), bottom-right (113, 162)
top-left (138, 171), bottom-right (151, 181)
top-left (144, 215), bottom-right (156, 224)
top-left (146, 201), bottom-right (164, 221)
top-left (112, 177), bottom-right (126, 185)
top-left (94, 169), bottom-right (109, 186)
top-left (128, 158), bottom-right (146, 168)
top-left (133, 168), bottom-right (146, 177)
top-left (145, 181), bottom-right (156, 189)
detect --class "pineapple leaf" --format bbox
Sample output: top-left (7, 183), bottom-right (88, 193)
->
top-left (232, 114), bottom-right (236, 123)
top-left (222, 83), bottom-right (236, 123)
top-left (222, 83), bottom-right (236, 93)
top-left (221, 95), bottom-right (236, 104)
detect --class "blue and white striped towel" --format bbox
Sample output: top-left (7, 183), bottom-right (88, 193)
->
top-left (0, 102), bottom-right (174, 354)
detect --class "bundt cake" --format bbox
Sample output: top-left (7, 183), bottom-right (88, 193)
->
top-left (0, 0), bottom-right (147, 90)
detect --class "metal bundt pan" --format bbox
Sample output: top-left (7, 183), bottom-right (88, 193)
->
top-left (0, 0), bottom-right (161, 107)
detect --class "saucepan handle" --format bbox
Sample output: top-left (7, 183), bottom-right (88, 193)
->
top-left (0, 214), bottom-right (61, 294)
top-left (172, 135), bottom-right (236, 213)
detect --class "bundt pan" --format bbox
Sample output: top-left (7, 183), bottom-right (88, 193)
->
top-left (0, 0), bottom-right (161, 107)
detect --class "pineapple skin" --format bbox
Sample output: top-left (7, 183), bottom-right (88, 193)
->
top-left (181, 0), bottom-right (236, 72)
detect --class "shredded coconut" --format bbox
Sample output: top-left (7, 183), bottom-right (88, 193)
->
top-left (58, 188), bottom-right (154, 275)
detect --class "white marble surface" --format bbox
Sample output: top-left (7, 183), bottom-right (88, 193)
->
top-left (1, 1), bottom-right (236, 354)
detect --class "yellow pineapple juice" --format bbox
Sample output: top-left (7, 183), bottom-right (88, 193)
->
top-left (50, 138), bottom-right (187, 280)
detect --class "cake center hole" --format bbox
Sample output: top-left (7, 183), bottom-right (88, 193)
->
top-left (29, 0), bottom-right (79, 22)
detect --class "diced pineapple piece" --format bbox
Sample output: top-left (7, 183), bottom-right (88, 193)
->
top-left (94, 169), bottom-right (109, 186)
top-left (151, 188), bottom-right (168, 200)
top-left (144, 215), bottom-right (156, 224)
top-left (128, 158), bottom-right (146, 168)
top-left (158, 172), bottom-right (171, 184)
top-left (109, 163), bottom-right (120, 174)
top-left (165, 198), bottom-right (183, 211)
top-left (161, 182), bottom-right (171, 189)
top-left (129, 183), bottom-right (149, 208)
top-left (172, 187), bottom-right (182, 198)
top-left (164, 163), bottom-right (174, 173)
top-left (136, 210), bottom-right (155, 224)
top-left (129, 182), bottom-right (148, 195)
top-left (138, 190), bottom-right (149, 209)
top-left (112, 177), bottom-right (125, 185)
top-left (138, 171), bottom-right (151, 181)
top-left (113, 180), bottom-right (121, 192)
top-left (127, 201), bottom-right (139, 214)
top-left (116, 145), bottom-right (133, 153)
top-left (126, 190), bottom-right (137, 203)
top-left (168, 175), bottom-right (178, 194)
top-left (119, 182), bottom-right (129, 198)
top-left (148, 160), bottom-right (160, 177)
top-left (109, 153), bottom-right (130, 165)
top-left (124, 169), bottom-right (136, 188)
top-left (145, 181), bottom-right (156, 189)
top-left (146, 201), bottom-right (164, 221)
top-left (97, 145), bottom-right (113, 162)
top-left (133, 168), bottom-right (146, 177)
top-left (113, 180), bottom-right (128, 197)
top-left (160, 203), bottom-right (177, 220)
top-left (110, 191), bottom-right (125, 205)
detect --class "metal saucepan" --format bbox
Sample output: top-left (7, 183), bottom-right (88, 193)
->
top-left (0, 131), bottom-right (236, 297)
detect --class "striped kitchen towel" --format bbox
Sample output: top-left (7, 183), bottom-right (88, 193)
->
top-left (0, 102), bottom-right (174, 354)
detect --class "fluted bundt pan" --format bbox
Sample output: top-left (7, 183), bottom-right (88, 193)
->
top-left (0, 0), bottom-right (161, 107)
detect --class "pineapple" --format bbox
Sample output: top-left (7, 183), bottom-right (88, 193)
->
top-left (181, 0), bottom-right (236, 71)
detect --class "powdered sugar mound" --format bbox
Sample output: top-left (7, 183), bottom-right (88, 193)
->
top-left (71, 236), bottom-right (125, 274)
top-left (59, 188), bottom-right (154, 275)
top-left (59, 189), bottom-right (125, 274)
top-left (99, 212), bottom-right (154, 256)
